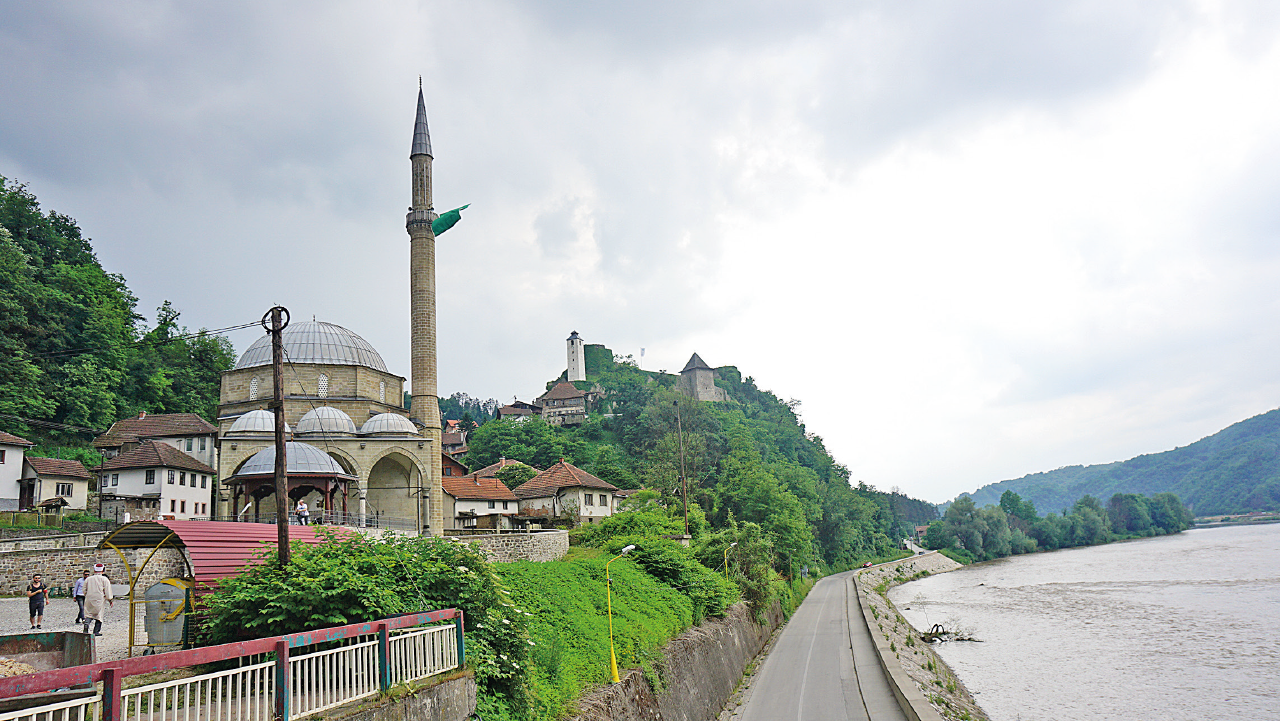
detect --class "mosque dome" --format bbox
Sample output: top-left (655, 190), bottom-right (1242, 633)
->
top-left (228, 409), bottom-right (292, 435)
top-left (234, 321), bottom-right (389, 372)
top-left (296, 407), bottom-right (357, 435)
top-left (235, 442), bottom-right (352, 477)
top-left (360, 413), bottom-right (420, 435)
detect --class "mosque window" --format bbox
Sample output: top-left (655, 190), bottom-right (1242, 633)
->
top-left (249, 376), bottom-right (260, 400)
top-left (380, 381), bottom-right (386, 403)
top-left (317, 373), bottom-right (329, 398)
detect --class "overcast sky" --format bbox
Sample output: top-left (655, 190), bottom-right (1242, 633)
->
top-left (4, 0), bottom-right (1279, 502)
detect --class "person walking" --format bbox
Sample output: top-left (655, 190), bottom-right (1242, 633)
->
top-left (26, 573), bottom-right (49, 629)
top-left (82, 563), bottom-right (113, 637)
top-left (295, 499), bottom-right (310, 525)
top-left (73, 569), bottom-right (90, 624)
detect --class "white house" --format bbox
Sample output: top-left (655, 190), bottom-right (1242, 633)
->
top-left (442, 473), bottom-right (520, 530)
top-left (94, 412), bottom-right (218, 470)
top-left (97, 439), bottom-right (217, 521)
top-left (0, 431), bottom-right (35, 511)
top-left (22, 457), bottom-right (92, 512)
top-left (512, 459), bottom-right (620, 524)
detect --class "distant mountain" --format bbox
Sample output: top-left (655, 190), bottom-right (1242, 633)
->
top-left (959, 409), bottom-right (1280, 517)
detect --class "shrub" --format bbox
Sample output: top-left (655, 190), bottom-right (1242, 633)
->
top-left (601, 537), bottom-right (739, 621)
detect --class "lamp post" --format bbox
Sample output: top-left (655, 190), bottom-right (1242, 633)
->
top-left (724, 541), bottom-right (737, 582)
top-left (607, 544), bottom-right (636, 683)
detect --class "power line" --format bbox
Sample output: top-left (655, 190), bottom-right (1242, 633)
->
top-left (31, 321), bottom-right (261, 360)
top-left (0, 413), bottom-right (103, 436)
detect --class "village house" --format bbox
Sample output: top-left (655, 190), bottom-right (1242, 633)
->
top-left (94, 412), bottom-right (219, 471)
top-left (537, 382), bottom-right (588, 426)
top-left (97, 440), bottom-right (217, 522)
top-left (0, 431), bottom-right (35, 511)
top-left (442, 473), bottom-right (519, 530)
top-left (22, 457), bottom-right (92, 513)
top-left (513, 459), bottom-right (619, 524)
top-left (496, 400), bottom-right (540, 422)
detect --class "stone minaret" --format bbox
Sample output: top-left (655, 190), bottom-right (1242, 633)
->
top-left (567, 331), bottom-right (586, 382)
top-left (406, 85), bottom-right (444, 535)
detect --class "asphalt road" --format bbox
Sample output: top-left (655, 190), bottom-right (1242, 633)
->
top-left (734, 571), bottom-right (908, 721)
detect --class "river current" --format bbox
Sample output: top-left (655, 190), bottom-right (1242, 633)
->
top-left (888, 523), bottom-right (1280, 721)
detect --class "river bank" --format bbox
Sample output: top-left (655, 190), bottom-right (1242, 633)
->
top-left (854, 553), bottom-right (988, 721)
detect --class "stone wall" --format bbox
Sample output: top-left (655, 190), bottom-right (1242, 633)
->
top-left (453, 530), bottom-right (568, 563)
top-left (569, 602), bottom-right (784, 721)
top-left (0, 545), bottom-right (187, 595)
top-left (0, 532), bottom-right (106, 552)
top-left (325, 670), bottom-right (474, 721)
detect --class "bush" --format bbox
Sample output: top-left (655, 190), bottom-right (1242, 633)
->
top-left (201, 532), bottom-right (530, 698)
top-left (601, 537), bottom-right (739, 622)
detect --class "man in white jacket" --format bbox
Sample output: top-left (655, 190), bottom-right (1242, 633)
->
top-left (82, 563), bottom-right (113, 636)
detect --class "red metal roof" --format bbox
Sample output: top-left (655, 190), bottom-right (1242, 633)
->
top-left (99, 520), bottom-right (346, 590)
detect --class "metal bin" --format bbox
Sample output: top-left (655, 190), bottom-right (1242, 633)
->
top-left (143, 578), bottom-right (191, 648)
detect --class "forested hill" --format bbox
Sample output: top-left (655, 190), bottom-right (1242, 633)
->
top-left (0, 177), bottom-right (235, 457)
top-left (460, 353), bottom-right (939, 572)
top-left (961, 408), bottom-right (1280, 516)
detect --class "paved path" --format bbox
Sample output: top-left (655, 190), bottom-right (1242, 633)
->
top-left (1, 594), bottom-right (139, 662)
top-left (730, 571), bottom-right (907, 721)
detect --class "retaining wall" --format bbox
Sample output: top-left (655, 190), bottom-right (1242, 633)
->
top-left (569, 602), bottom-right (784, 721)
top-left (324, 670), bottom-right (475, 721)
top-left (454, 530), bottom-right (568, 563)
top-left (0, 546), bottom-right (187, 595)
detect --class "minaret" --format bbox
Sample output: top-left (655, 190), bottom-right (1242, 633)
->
top-left (567, 331), bottom-right (586, 382)
top-left (406, 83), bottom-right (444, 535)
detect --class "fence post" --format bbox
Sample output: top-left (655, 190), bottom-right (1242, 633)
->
top-left (377, 622), bottom-right (391, 692)
top-left (454, 611), bottom-right (465, 667)
top-left (100, 667), bottom-right (123, 721)
top-left (274, 639), bottom-right (290, 721)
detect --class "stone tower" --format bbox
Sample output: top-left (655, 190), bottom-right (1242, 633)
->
top-left (567, 331), bottom-right (586, 382)
top-left (406, 85), bottom-right (444, 535)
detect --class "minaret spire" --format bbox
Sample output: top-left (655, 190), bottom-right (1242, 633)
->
top-left (411, 87), bottom-right (433, 160)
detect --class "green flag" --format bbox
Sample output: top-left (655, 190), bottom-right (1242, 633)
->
top-left (432, 204), bottom-right (470, 236)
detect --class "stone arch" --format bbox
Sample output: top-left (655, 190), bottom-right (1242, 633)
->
top-left (363, 447), bottom-right (427, 531)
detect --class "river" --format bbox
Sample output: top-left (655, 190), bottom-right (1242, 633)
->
top-left (888, 523), bottom-right (1280, 721)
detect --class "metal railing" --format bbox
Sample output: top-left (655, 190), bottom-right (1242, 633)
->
top-left (0, 608), bottom-right (464, 721)
top-left (199, 512), bottom-right (420, 533)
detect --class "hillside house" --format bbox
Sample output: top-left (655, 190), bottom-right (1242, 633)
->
top-left (513, 459), bottom-right (619, 524)
top-left (496, 401), bottom-right (540, 422)
top-left (94, 412), bottom-right (219, 471)
top-left (443, 473), bottom-right (519, 530)
top-left (537, 383), bottom-right (587, 426)
top-left (22, 457), bottom-right (92, 512)
top-left (97, 440), bottom-right (217, 522)
top-left (0, 431), bottom-right (35, 511)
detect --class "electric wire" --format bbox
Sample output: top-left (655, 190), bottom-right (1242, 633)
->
top-left (30, 321), bottom-right (261, 360)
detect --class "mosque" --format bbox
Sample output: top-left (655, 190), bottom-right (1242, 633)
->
top-left (214, 86), bottom-right (445, 534)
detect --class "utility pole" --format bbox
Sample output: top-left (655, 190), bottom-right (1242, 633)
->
top-left (263, 306), bottom-right (291, 567)
top-left (674, 400), bottom-right (688, 537)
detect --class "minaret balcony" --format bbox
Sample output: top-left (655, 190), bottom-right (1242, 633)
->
top-left (406, 208), bottom-right (437, 230)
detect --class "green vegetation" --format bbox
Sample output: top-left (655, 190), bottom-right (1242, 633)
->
top-left (923, 490), bottom-right (1194, 561)
top-left (960, 408), bottom-right (1280, 516)
top-left (0, 177), bottom-right (235, 446)
top-left (464, 354), bottom-right (939, 575)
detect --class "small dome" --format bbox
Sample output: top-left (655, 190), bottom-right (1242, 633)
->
top-left (235, 442), bottom-right (351, 477)
top-left (234, 321), bottom-right (389, 372)
top-left (296, 407), bottom-right (357, 435)
top-left (228, 410), bottom-right (292, 435)
top-left (360, 413), bottom-right (420, 435)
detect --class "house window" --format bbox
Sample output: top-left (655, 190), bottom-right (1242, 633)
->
top-left (101, 474), bottom-right (109, 486)
top-left (443, 467), bottom-right (452, 476)
top-left (56, 483), bottom-right (73, 496)
top-left (200, 437), bottom-right (207, 452)
top-left (145, 470), bottom-right (155, 485)
top-left (168, 470), bottom-right (175, 484)
top-left (503, 501), bottom-right (509, 510)
top-left (487, 500), bottom-right (496, 509)
top-left (180, 501), bottom-right (186, 513)
top-left (180, 473), bottom-right (186, 486)
top-left (0, 449), bottom-right (5, 463)
top-left (250, 376), bottom-right (260, 400)
top-left (170, 500), bottom-right (176, 512)
top-left (317, 373), bottom-right (329, 398)
top-left (584, 494), bottom-right (593, 506)
top-left (111, 474), bottom-right (119, 487)
top-left (201, 475), bottom-right (207, 489)
top-left (186, 438), bottom-right (193, 452)
top-left (379, 381), bottom-right (386, 403)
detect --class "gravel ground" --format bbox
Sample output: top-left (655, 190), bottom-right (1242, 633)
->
top-left (0, 594), bottom-right (142, 663)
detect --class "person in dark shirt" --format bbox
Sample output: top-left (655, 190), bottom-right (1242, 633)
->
top-left (27, 573), bottom-right (49, 629)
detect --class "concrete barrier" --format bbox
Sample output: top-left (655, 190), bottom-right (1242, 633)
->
top-left (851, 575), bottom-right (946, 721)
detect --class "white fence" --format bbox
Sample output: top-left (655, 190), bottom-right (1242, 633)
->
top-left (0, 695), bottom-right (100, 721)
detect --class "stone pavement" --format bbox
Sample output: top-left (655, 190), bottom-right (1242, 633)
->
top-left (0, 594), bottom-right (140, 662)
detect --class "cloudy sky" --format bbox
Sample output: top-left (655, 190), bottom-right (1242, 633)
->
top-left (4, 0), bottom-right (1280, 502)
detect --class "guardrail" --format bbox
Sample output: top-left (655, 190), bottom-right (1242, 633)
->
top-left (0, 608), bottom-right (464, 721)
top-left (199, 512), bottom-right (420, 533)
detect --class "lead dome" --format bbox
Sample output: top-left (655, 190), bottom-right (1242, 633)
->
top-left (296, 407), bottom-right (357, 435)
top-left (360, 413), bottom-right (420, 435)
top-left (234, 442), bottom-right (353, 477)
top-left (228, 409), bottom-right (292, 435)
top-left (234, 321), bottom-right (389, 372)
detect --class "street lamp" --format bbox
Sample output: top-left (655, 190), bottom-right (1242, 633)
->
top-left (724, 542), bottom-right (737, 582)
top-left (607, 544), bottom-right (636, 683)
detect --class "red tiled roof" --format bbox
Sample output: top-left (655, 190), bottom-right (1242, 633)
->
top-left (100, 440), bottom-right (216, 475)
top-left (442, 474), bottom-right (519, 502)
top-left (469, 458), bottom-right (540, 478)
top-left (94, 413), bottom-right (216, 448)
top-left (513, 459), bottom-right (619, 499)
top-left (497, 405), bottom-right (535, 416)
top-left (0, 431), bottom-right (34, 446)
top-left (25, 457), bottom-right (91, 479)
top-left (442, 431), bottom-right (465, 445)
top-left (540, 382), bottom-right (585, 401)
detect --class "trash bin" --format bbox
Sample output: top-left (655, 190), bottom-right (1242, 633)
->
top-left (143, 578), bottom-right (191, 648)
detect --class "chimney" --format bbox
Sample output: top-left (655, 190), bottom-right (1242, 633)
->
top-left (138, 411), bottom-right (146, 419)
